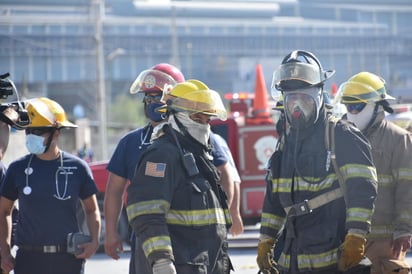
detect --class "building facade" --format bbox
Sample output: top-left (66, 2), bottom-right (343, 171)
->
top-left (1, 0), bottom-right (411, 159)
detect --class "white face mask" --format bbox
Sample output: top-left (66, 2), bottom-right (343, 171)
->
top-left (170, 112), bottom-right (211, 146)
top-left (347, 103), bottom-right (375, 131)
top-left (25, 134), bottom-right (46, 154)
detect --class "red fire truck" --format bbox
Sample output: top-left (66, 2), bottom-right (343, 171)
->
top-left (89, 64), bottom-right (280, 241)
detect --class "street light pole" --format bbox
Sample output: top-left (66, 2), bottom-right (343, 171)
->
top-left (93, 0), bottom-right (108, 160)
top-left (106, 48), bottom-right (125, 124)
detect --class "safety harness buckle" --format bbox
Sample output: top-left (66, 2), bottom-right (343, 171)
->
top-left (291, 200), bottom-right (312, 216)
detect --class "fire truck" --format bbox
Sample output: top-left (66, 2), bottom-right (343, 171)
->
top-left (210, 64), bottom-right (279, 224)
top-left (89, 64), bottom-right (280, 241)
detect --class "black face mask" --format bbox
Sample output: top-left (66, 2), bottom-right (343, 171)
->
top-left (146, 102), bottom-right (165, 122)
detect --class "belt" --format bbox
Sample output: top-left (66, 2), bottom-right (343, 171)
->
top-left (18, 245), bottom-right (67, 253)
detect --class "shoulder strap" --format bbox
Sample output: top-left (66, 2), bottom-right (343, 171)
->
top-left (325, 115), bottom-right (347, 203)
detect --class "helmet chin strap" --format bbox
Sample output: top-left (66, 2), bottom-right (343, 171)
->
top-left (43, 128), bottom-right (57, 154)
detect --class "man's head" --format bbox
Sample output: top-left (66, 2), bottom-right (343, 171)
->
top-left (336, 71), bottom-right (394, 131)
top-left (24, 97), bottom-right (76, 154)
top-left (271, 50), bottom-right (335, 129)
top-left (129, 63), bottom-right (185, 123)
top-left (163, 79), bottom-right (227, 145)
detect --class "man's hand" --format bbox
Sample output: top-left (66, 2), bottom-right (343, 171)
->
top-left (257, 238), bottom-right (279, 273)
top-left (338, 233), bottom-right (366, 271)
top-left (229, 213), bottom-right (244, 236)
top-left (0, 252), bottom-right (15, 273)
top-left (392, 236), bottom-right (412, 258)
top-left (104, 231), bottom-right (124, 260)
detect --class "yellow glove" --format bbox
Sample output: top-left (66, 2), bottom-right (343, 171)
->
top-left (338, 233), bottom-right (366, 271)
top-left (257, 238), bottom-right (278, 272)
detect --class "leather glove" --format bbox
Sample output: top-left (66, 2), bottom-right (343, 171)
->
top-left (152, 259), bottom-right (177, 274)
top-left (257, 238), bottom-right (279, 273)
top-left (338, 233), bottom-right (366, 271)
top-left (392, 236), bottom-right (412, 258)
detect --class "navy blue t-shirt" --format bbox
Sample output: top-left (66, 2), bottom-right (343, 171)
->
top-left (210, 132), bottom-right (228, 167)
top-left (107, 125), bottom-right (153, 181)
top-left (0, 151), bottom-right (97, 246)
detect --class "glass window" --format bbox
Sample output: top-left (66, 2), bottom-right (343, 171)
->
top-left (358, 11), bottom-right (374, 23)
top-left (50, 57), bottom-right (63, 81)
top-left (13, 26), bottom-right (28, 34)
top-left (32, 57), bottom-right (46, 81)
top-left (227, 26), bottom-right (244, 35)
top-left (66, 57), bottom-right (80, 81)
top-left (30, 25), bottom-right (46, 34)
top-left (49, 25), bottom-right (62, 34)
top-left (14, 56), bottom-right (30, 81)
top-left (64, 25), bottom-right (79, 34)
top-left (396, 13), bottom-right (409, 33)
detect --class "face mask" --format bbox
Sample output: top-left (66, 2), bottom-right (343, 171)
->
top-left (285, 91), bottom-right (320, 129)
top-left (25, 134), bottom-right (46, 154)
top-left (170, 112), bottom-right (211, 146)
top-left (146, 102), bottom-right (166, 122)
top-left (347, 103), bottom-right (375, 131)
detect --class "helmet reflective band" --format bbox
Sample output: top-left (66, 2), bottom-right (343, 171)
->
top-left (129, 69), bottom-right (178, 94)
top-left (284, 87), bottom-right (322, 129)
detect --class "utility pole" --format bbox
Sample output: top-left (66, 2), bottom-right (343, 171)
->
top-left (91, 0), bottom-right (108, 160)
top-left (170, 4), bottom-right (180, 67)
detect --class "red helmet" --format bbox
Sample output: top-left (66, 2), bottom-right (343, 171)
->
top-left (129, 63), bottom-right (185, 94)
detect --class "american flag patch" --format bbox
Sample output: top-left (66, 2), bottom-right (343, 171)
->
top-left (145, 161), bottom-right (166, 178)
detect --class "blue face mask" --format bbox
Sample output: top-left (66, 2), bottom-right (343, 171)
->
top-left (25, 134), bottom-right (46, 154)
top-left (146, 102), bottom-right (165, 122)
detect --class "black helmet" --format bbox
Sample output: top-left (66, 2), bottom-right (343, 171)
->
top-left (271, 50), bottom-right (335, 93)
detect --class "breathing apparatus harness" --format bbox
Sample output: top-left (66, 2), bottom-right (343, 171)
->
top-left (163, 119), bottom-right (229, 215)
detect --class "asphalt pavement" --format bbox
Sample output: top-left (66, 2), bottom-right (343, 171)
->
top-left (85, 225), bottom-right (412, 274)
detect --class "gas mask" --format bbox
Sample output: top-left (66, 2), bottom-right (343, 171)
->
top-left (284, 87), bottom-right (322, 129)
top-left (25, 134), bottom-right (46, 154)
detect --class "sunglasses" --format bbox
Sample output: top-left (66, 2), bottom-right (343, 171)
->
top-left (25, 127), bottom-right (54, 136)
top-left (143, 95), bottom-right (163, 104)
top-left (345, 103), bottom-right (367, 113)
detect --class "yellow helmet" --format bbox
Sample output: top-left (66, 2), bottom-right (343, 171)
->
top-left (158, 80), bottom-right (227, 121)
top-left (336, 71), bottom-right (395, 104)
top-left (25, 97), bottom-right (77, 128)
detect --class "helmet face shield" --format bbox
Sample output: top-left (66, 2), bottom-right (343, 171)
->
top-left (272, 62), bottom-right (322, 92)
top-left (129, 69), bottom-right (178, 94)
top-left (169, 89), bottom-right (227, 121)
top-left (284, 87), bottom-right (322, 129)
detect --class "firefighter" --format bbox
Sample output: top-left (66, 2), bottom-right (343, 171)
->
top-left (104, 64), bottom-right (234, 274)
top-left (337, 72), bottom-right (412, 274)
top-left (126, 80), bottom-right (233, 273)
top-left (256, 50), bottom-right (378, 273)
top-left (0, 97), bottom-right (101, 274)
